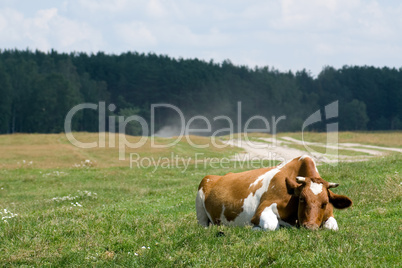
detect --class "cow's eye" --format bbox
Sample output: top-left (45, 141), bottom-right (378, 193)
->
top-left (299, 198), bottom-right (305, 203)
top-left (321, 203), bottom-right (328, 209)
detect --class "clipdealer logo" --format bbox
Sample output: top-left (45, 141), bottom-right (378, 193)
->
top-left (64, 101), bottom-right (339, 167)
top-left (302, 101), bottom-right (339, 165)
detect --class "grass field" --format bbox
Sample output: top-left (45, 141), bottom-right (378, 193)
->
top-left (0, 133), bottom-right (242, 169)
top-left (0, 133), bottom-right (401, 267)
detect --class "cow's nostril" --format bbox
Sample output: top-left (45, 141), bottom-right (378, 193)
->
top-left (302, 223), bottom-right (319, 230)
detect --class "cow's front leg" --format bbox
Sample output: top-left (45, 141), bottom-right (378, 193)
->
top-left (252, 203), bottom-right (280, 231)
top-left (323, 216), bottom-right (339, 231)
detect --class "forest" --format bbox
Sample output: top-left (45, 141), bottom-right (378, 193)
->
top-left (0, 49), bottom-right (401, 135)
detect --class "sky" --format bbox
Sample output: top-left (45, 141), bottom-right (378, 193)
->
top-left (0, 0), bottom-right (401, 75)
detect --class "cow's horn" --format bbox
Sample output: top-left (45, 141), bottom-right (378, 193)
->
top-left (328, 182), bottom-right (339, 188)
top-left (296, 176), bottom-right (306, 183)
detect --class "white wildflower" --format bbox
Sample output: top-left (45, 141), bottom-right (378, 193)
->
top-left (1, 208), bottom-right (18, 221)
top-left (51, 190), bottom-right (97, 203)
top-left (74, 159), bottom-right (95, 168)
top-left (43, 171), bottom-right (68, 177)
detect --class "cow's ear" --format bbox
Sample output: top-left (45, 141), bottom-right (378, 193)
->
top-left (328, 190), bottom-right (352, 209)
top-left (286, 177), bottom-right (302, 196)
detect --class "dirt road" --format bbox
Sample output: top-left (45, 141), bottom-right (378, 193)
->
top-left (225, 136), bottom-right (402, 164)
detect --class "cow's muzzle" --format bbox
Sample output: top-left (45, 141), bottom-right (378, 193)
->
top-left (301, 223), bottom-right (319, 230)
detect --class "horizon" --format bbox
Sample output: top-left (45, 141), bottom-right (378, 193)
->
top-left (2, 48), bottom-right (401, 76)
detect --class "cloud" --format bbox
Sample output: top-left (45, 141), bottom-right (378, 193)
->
top-left (1, 0), bottom-right (401, 75)
top-left (0, 7), bottom-right (104, 52)
top-left (0, 8), bottom-right (25, 42)
top-left (146, 0), bottom-right (167, 18)
top-left (116, 21), bottom-right (157, 48)
top-left (77, 0), bottom-right (130, 13)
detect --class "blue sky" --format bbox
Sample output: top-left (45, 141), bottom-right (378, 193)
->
top-left (1, 0), bottom-right (401, 75)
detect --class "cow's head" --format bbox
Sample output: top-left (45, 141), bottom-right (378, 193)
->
top-left (286, 176), bottom-right (352, 230)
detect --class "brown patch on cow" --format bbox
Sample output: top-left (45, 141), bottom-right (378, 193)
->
top-left (280, 156), bottom-right (320, 178)
top-left (223, 203), bottom-right (242, 222)
top-left (203, 167), bottom-right (274, 224)
top-left (299, 158), bottom-right (320, 177)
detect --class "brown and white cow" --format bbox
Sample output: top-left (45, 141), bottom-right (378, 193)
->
top-left (196, 155), bottom-right (352, 230)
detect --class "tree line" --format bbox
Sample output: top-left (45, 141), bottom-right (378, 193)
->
top-left (0, 49), bottom-right (401, 135)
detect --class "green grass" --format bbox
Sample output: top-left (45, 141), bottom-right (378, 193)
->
top-left (1, 152), bottom-right (401, 266)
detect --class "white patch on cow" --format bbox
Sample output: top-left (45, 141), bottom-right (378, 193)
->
top-left (259, 203), bottom-right (280, 231)
top-left (249, 171), bottom-right (269, 188)
top-left (323, 216), bottom-right (339, 231)
top-left (310, 182), bottom-right (323, 195)
top-left (195, 188), bottom-right (211, 227)
top-left (224, 168), bottom-right (281, 226)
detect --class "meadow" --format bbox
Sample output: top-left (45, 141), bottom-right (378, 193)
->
top-left (0, 132), bottom-right (401, 267)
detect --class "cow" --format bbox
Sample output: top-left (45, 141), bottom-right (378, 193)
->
top-left (196, 155), bottom-right (352, 231)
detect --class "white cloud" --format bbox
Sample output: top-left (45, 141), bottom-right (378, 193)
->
top-left (0, 8), bottom-right (25, 42)
top-left (77, 0), bottom-right (130, 13)
top-left (116, 21), bottom-right (157, 48)
top-left (276, 0), bottom-right (360, 31)
top-left (1, 0), bottom-right (401, 75)
top-left (0, 7), bottom-right (104, 52)
top-left (146, 0), bottom-right (167, 18)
